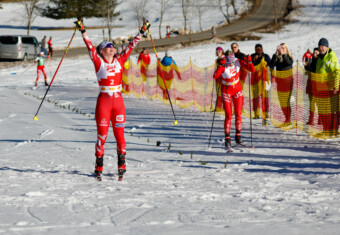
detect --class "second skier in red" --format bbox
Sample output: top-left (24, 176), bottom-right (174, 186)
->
top-left (213, 51), bottom-right (255, 148)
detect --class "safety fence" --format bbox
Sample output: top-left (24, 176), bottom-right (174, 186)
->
top-left (122, 58), bottom-right (340, 139)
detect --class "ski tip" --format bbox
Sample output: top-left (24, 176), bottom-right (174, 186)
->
top-left (33, 116), bottom-right (38, 121)
top-left (10, 73), bottom-right (16, 75)
top-left (173, 120), bottom-right (178, 125)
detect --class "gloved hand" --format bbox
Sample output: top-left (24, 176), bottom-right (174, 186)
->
top-left (247, 54), bottom-right (252, 63)
top-left (74, 17), bottom-right (86, 33)
top-left (140, 20), bottom-right (150, 34)
top-left (265, 81), bottom-right (271, 91)
top-left (217, 58), bottom-right (226, 66)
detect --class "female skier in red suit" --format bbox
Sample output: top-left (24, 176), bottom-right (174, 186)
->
top-left (75, 18), bottom-right (149, 180)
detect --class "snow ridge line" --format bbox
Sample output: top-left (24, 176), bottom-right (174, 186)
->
top-left (24, 91), bottom-right (94, 119)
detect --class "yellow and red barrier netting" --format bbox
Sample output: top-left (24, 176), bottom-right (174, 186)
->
top-left (122, 58), bottom-right (339, 139)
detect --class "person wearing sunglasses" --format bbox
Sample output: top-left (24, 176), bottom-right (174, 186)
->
top-left (74, 18), bottom-right (150, 180)
top-left (231, 42), bottom-right (246, 62)
top-left (213, 51), bottom-right (255, 149)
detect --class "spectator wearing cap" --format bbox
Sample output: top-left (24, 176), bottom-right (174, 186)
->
top-left (315, 38), bottom-right (339, 136)
top-left (231, 42), bottom-right (246, 62)
top-left (316, 38), bottom-right (339, 75)
top-left (215, 46), bottom-right (225, 68)
top-left (251, 44), bottom-right (271, 66)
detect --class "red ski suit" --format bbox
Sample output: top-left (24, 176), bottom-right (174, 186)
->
top-left (82, 33), bottom-right (141, 157)
top-left (213, 59), bottom-right (255, 136)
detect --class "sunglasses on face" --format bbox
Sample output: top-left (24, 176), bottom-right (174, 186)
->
top-left (100, 41), bottom-right (115, 50)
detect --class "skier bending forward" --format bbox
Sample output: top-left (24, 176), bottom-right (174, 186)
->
top-left (74, 18), bottom-right (149, 180)
top-left (213, 51), bottom-right (255, 148)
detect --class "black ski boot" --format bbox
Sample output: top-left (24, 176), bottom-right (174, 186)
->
top-left (225, 134), bottom-right (231, 148)
top-left (235, 131), bottom-right (243, 145)
top-left (94, 156), bottom-right (103, 181)
top-left (118, 153), bottom-right (126, 181)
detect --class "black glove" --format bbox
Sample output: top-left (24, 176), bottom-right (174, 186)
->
top-left (74, 17), bottom-right (86, 33)
top-left (140, 20), bottom-right (150, 34)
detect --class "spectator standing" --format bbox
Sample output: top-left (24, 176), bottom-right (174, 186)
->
top-left (315, 38), bottom-right (339, 136)
top-left (137, 47), bottom-right (151, 66)
top-left (40, 35), bottom-right (47, 55)
top-left (47, 36), bottom-right (53, 57)
top-left (305, 48), bottom-right (319, 125)
top-left (251, 44), bottom-right (271, 120)
top-left (251, 44), bottom-right (271, 66)
top-left (270, 43), bottom-right (294, 127)
top-left (302, 48), bottom-right (312, 68)
top-left (231, 42), bottom-right (246, 62)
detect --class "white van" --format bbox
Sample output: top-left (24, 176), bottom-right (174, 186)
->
top-left (0, 35), bottom-right (40, 61)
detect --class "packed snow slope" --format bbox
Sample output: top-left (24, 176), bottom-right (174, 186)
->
top-left (1, 0), bottom-right (340, 234)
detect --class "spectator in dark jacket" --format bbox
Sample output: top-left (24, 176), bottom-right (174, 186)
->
top-left (270, 43), bottom-right (294, 71)
top-left (251, 44), bottom-right (271, 66)
top-left (305, 48), bottom-right (319, 125)
top-left (305, 47), bottom-right (319, 73)
top-left (231, 42), bottom-right (246, 62)
top-left (270, 43), bottom-right (294, 127)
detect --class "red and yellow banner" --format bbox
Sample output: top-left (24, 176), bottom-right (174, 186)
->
top-left (122, 58), bottom-right (339, 139)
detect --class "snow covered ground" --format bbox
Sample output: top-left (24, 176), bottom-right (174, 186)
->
top-left (0, 0), bottom-right (340, 234)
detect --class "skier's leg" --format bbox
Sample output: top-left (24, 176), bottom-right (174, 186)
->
top-left (35, 69), bottom-right (41, 86)
top-left (94, 94), bottom-right (111, 173)
top-left (111, 94), bottom-right (126, 155)
top-left (233, 90), bottom-right (244, 144)
top-left (42, 68), bottom-right (48, 86)
top-left (111, 94), bottom-right (126, 174)
top-left (222, 91), bottom-right (233, 137)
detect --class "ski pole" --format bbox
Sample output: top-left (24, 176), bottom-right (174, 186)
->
top-left (248, 71), bottom-right (253, 147)
top-left (33, 26), bottom-right (77, 121)
top-left (12, 63), bottom-right (35, 76)
top-left (208, 78), bottom-right (221, 149)
top-left (147, 27), bottom-right (178, 125)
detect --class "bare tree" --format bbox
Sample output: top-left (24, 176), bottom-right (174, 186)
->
top-left (218, 0), bottom-right (231, 24)
top-left (97, 0), bottom-right (120, 42)
top-left (21, 0), bottom-right (40, 35)
top-left (230, 0), bottom-right (237, 15)
top-left (180, 0), bottom-right (191, 34)
top-left (158, 0), bottom-right (172, 39)
top-left (130, 0), bottom-right (149, 29)
top-left (273, 0), bottom-right (278, 26)
top-left (193, 0), bottom-right (210, 32)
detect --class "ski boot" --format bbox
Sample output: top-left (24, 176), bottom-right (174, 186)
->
top-left (35, 81), bottom-right (38, 87)
top-left (45, 80), bottom-right (49, 86)
top-left (235, 131), bottom-right (244, 145)
top-left (117, 153), bottom-right (126, 181)
top-left (94, 156), bottom-right (103, 181)
top-left (225, 134), bottom-right (232, 152)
